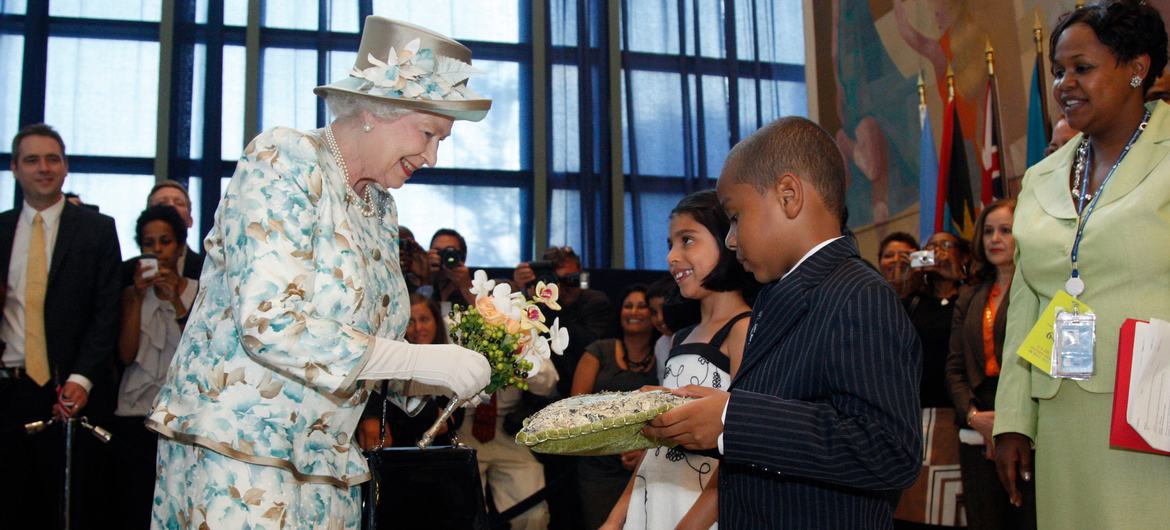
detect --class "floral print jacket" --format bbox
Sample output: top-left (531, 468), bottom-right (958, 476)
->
top-left (147, 127), bottom-right (409, 489)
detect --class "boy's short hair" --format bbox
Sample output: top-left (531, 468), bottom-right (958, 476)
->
top-left (724, 116), bottom-right (847, 225)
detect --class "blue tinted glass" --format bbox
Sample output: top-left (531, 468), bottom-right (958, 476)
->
top-left (549, 0), bottom-right (578, 47)
top-left (698, 75), bottom-right (730, 180)
top-left (329, 0), bottom-right (359, 33)
top-left (549, 189), bottom-right (582, 253)
top-left (196, 0), bottom-right (250, 26)
top-left (63, 173), bottom-right (157, 259)
top-left (191, 44), bottom-right (206, 159)
top-left (226, 0), bottom-right (248, 26)
top-left (626, 70), bottom-right (684, 176)
top-left (45, 38), bottom-right (159, 157)
top-left (3, 0), bottom-right (26, 14)
top-left (185, 177), bottom-right (204, 250)
top-left (768, 0), bottom-right (805, 64)
top-left (372, 0), bottom-right (522, 43)
top-left (624, 191), bottom-right (678, 270)
top-left (695, 0), bottom-right (724, 58)
top-left (551, 64), bottom-right (580, 173)
top-left (440, 60), bottom-right (522, 171)
top-left (0, 172), bottom-right (14, 210)
top-left (0, 35), bottom-right (22, 149)
top-left (223, 46), bottom-right (247, 160)
top-left (261, 48), bottom-right (319, 133)
top-left (263, 0), bottom-right (317, 30)
top-left (50, 0), bottom-right (161, 21)
top-left (393, 183), bottom-right (521, 267)
top-left (625, 0), bottom-right (680, 54)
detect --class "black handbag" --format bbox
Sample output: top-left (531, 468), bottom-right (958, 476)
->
top-left (361, 384), bottom-right (488, 530)
top-left (361, 445), bottom-right (489, 530)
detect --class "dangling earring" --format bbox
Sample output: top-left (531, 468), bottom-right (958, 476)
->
top-left (1131, 75), bottom-right (1143, 89)
top-left (363, 122), bottom-right (373, 133)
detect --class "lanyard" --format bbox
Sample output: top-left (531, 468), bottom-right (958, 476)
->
top-left (1066, 109), bottom-right (1150, 297)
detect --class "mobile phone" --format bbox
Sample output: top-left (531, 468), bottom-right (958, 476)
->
top-left (140, 254), bottom-right (159, 279)
top-left (909, 250), bottom-right (936, 269)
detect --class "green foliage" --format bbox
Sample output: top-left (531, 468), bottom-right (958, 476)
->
top-left (447, 305), bottom-right (533, 394)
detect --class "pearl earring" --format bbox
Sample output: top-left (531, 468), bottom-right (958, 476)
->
top-left (1131, 75), bottom-right (1143, 89)
top-left (363, 122), bottom-right (373, 133)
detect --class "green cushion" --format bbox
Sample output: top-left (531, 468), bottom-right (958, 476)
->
top-left (513, 390), bottom-right (688, 456)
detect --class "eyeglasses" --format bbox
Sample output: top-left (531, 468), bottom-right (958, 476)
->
top-left (924, 241), bottom-right (957, 252)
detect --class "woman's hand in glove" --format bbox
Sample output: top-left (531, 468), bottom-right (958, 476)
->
top-left (359, 339), bottom-right (491, 400)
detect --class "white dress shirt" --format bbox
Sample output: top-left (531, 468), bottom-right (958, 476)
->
top-left (718, 236), bottom-right (843, 453)
top-left (0, 197), bottom-right (91, 390)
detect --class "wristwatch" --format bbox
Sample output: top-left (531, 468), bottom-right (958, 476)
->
top-left (966, 406), bottom-right (979, 425)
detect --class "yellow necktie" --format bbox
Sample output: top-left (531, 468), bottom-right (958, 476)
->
top-left (25, 213), bottom-right (49, 386)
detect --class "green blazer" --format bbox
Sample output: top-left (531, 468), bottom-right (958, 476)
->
top-left (995, 101), bottom-right (1170, 440)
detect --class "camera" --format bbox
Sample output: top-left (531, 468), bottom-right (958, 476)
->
top-left (437, 246), bottom-right (464, 270)
top-left (909, 249), bottom-right (936, 269)
top-left (139, 253), bottom-right (159, 279)
top-left (528, 260), bottom-right (559, 287)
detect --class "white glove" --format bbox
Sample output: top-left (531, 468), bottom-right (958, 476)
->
top-left (358, 338), bottom-right (491, 400)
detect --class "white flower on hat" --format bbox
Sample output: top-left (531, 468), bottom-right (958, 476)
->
top-left (350, 37), bottom-right (483, 102)
top-left (353, 38), bottom-right (425, 92)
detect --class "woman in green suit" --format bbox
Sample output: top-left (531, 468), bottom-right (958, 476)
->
top-left (994, 2), bottom-right (1170, 528)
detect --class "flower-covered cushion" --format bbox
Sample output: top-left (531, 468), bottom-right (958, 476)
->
top-left (514, 390), bottom-right (688, 455)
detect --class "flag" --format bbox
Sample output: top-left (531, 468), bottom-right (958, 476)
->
top-left (1025, 50), bottom-right (1053, 168)
top-left (918, 103), bottom-right (939, 242)
top-left (935, 98), bottom-right (976, 240)
top-left (980, 76), bottom-right (1007, 203)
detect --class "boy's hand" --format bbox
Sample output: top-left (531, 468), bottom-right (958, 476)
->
top-left (642, 385), bottom-right (729, 450)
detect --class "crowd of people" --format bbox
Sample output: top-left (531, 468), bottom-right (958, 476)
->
top-left (1, 2), bottom-right (1169, 529)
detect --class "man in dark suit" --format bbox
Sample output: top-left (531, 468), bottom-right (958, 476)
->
top-left (644, 117), bottom-right (922, 529)
top-left (121, 179), bottom-right (204, 286)
top-left (0, 123), bottom-right (122, 529)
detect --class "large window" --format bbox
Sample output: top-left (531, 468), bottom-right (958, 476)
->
top-left (616, 0), bottom-right (807, 269)
top-left (2, 0), bottom-right (805, 270)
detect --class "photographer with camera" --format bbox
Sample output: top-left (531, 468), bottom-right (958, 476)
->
top-left (398, 226), bottom-right (431, 294)
top-left (513, 246), bottom-right (614, 398)
top-left (427, 228), bottom-right (476, 313)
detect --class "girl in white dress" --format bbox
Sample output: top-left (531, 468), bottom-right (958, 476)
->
top-left (602, 189), bottom-right (756, 530)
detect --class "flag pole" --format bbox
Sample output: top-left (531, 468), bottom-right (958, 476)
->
top-left (946, 64), bottom-right (955, 103)
top-left (984, 39), bottom-right (1011, 200)
top-left (1034, 10), bottom-right (1052, 139)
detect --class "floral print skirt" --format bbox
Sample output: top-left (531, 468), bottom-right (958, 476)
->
top-left (151, 438), bottom-right (362, 530)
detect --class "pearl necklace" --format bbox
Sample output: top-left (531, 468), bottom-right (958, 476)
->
top-left (324, 124), bottom-right (387, 219)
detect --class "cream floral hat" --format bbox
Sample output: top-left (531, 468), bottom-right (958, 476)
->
top-left (314, 16), bottom-right (492, 122)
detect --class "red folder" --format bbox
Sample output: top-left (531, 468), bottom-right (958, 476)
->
top-left (1110, 318), bottom-right (1170, 455)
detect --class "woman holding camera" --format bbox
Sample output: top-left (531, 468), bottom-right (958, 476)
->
top-left (113, 205), bottom-right (197, 529)
top-left (895, 231), bottom-right (971, 527)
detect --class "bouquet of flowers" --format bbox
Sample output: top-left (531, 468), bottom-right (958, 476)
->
top-left (418, 270), bottom-right (569, 447)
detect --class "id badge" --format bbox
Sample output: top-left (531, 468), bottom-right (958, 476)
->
top-left (1052, 310), bottom-right (1096, 379)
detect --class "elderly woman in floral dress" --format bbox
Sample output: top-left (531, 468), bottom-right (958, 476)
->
top-left (146, 17), bottom-right (494, 529)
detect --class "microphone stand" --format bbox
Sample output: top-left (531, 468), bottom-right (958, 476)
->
top-left (25, 415), bottom-right (113, 530)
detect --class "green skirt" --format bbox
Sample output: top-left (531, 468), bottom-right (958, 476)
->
top-left (1035, 381), bottom-right (1170, 529)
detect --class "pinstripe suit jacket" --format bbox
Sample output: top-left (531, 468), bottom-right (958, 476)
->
top-left (719, 237), bottom-right (922, 529)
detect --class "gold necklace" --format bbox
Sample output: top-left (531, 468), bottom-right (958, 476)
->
top-left (324, 125), bottom-right (386, 218)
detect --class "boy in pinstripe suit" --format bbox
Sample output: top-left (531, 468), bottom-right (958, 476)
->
top-left (644, 116), bottom-right (922, 529)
